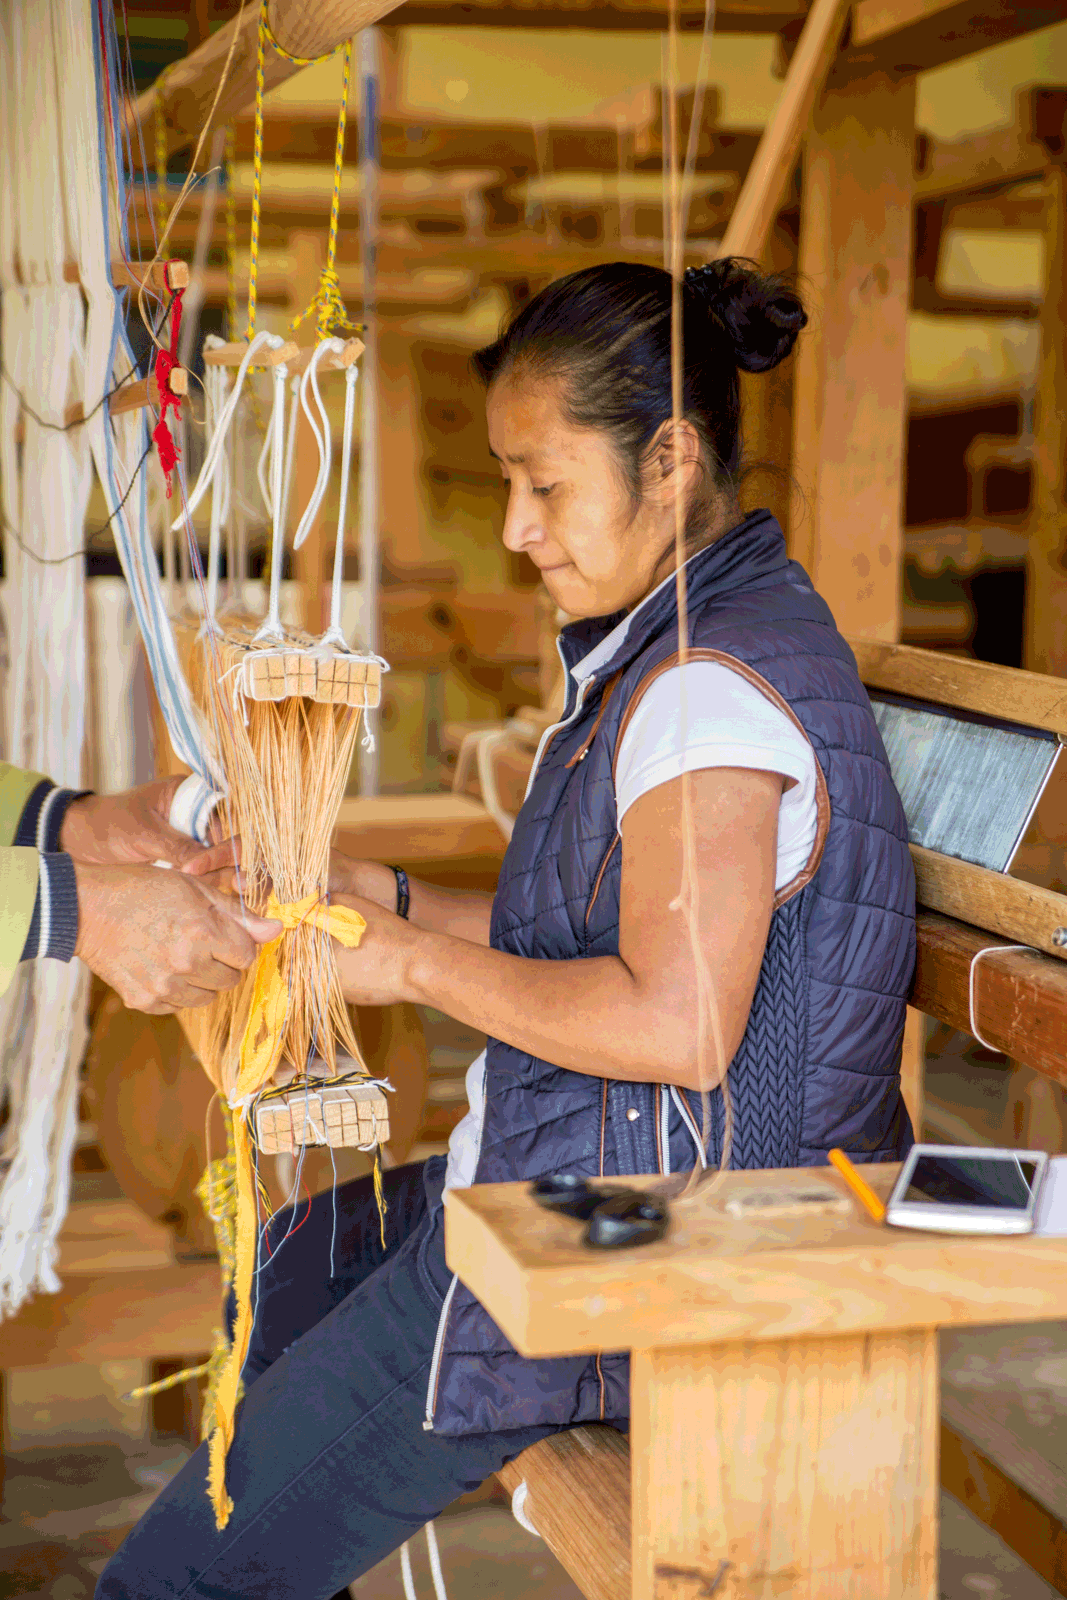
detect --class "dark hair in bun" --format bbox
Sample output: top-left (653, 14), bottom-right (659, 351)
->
top-left (683, 259), bottom-right (806, 374)
top-left (473, 258), bottom-right (806, 525)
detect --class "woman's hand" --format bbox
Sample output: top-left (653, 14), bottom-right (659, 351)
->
top-left (328, 852), bottom-right (399, 910)
top-left (331, 892), bottom-right (422, 1008)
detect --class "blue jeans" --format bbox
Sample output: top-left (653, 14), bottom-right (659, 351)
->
top-left (96, 1160), bottom-right (562, 1600)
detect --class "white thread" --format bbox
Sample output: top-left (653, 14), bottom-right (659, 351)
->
top-left (293, 340), bottom-right (343, 551)
top-left (256, 363), bottom-right (291, 643)
top-left (425, 1521), bottom-right (449, 1600)
top-left (969, 943), bottom-right (1030, 1052)
top-left (510, 1481), bottom-right (541, 1538)
top-left (323, 361), bottom-right (360, 647)
top-left (399, 1540), bottom-right (418, 1600)
top-left (172, 331), bottom-right (282, 533)
top-left (277, 373), bottom-right (301, 548)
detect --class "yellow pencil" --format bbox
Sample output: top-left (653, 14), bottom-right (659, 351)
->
top-left (828, 1147), bottom-right (887, 1224)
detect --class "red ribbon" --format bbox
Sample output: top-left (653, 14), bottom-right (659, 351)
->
top-left (152, 264), bottom-right (184, 495)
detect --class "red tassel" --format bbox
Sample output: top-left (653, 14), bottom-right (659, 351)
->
top-left (153, 266), bottom-right (185, 496)
top-left (152, 415), bottom-right (178, 479)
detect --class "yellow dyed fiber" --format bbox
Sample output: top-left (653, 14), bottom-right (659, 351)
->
top-left (207, 892), bottom-right (366, 1529)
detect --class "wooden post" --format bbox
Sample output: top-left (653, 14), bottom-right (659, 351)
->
top-left (791, 69), bottom-right (915, 641)
top-left (630, 1331), bottom-right (939, 1600)
top-left (1024, 162), bottom-right (1067, 675)
top-left (289, 231), bottom-right (327, 632)
top-left (740, 219), bottom-right (797, 540)
top-left (378, 330), bottom-right (434, 574)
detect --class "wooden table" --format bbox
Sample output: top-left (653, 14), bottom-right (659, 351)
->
top-left (445, 1164), bottom-right (1067, 1600)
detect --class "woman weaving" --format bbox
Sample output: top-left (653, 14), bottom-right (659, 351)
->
top-left (100, 259), bottom-right (915, 1599)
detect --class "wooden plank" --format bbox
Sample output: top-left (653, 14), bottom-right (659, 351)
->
top-left (632, 1331), bottom-right (937, 1600)
top-left (791, 70), bottom-right (914, 638)
top-left (202, 339), bottom-right (299, 368)
top-left (333, 794), bottom-right (507, 864)
top-left (912, 908), bottom-right (1067, 1088)
top-left (915, 103), bottom-right (1047, 202)
top-left (911, 844), bottom-right (1067, 961)
top-left (393, 0), bottom-right (808, 26)
top-left (1025, 163), bottom-right (1067, 675)
top-left (941, 1419), bottom-right (1067, 1595)
top-left (497, 1427), bottom-right (631, 1600)
top-left (444, 1165), bottom-right (1067, 1358)
top-left (943, 1387), bottom-right (1067, 1539)
top-left (0, 1263), bottom-right (220, 1370)
top-left (720, 0), bottom-right (852, 262)
top-left (852, 637), bottom-right (1067, 734)
top-left (55, 1199), bottom-right (175, 1277)
top-left (62, 259), bottom-right (190, 293)
top-left (843, 0), bottom-right (1067, 76)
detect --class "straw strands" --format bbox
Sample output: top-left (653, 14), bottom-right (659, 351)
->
top-left (181, 624), bottom-right (368, 1104)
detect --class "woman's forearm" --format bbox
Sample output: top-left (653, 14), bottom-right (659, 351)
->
top-left (402, 929), bottom-right (711, 1089)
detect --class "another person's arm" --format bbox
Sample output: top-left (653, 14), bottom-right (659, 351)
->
top-left (331, 767), bottom-right (782, 1092)
top-left (0, 767), bottom-right (278, 1012)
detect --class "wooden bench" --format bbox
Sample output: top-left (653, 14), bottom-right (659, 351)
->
top-left (448, 1166), bottom-right (1067, 1599)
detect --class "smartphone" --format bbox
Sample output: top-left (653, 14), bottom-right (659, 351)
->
top-left (886, 1144), bottom-right (1049, 1234)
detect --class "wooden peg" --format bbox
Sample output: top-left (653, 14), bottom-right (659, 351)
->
top-left (63, 259), bottom-right (190, 293)
top-left (109, 368), bottom-right (188, 418)
top-left (202, 339), bottom-right (299, 368)
top-left (287, 338), bottom-right (365, 377)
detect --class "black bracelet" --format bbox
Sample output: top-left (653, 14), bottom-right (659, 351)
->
top-left (390, 865), bottom-right (411, 921)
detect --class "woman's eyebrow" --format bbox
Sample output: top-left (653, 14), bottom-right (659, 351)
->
top-left (488, 446), bottom-right (526, 465)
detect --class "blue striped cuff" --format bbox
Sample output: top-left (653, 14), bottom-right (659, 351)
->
top-left (14, 782), bottom-right (92, 853)
top-left (19, 852), bottom-right (79, 964)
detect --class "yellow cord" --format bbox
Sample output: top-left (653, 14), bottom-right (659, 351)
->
top-left (287, 38), bottom-right (359, 342)
top-left (245, 4), bottom-right (269, 343)
top-left (261, 4), bottom-right (347, 66)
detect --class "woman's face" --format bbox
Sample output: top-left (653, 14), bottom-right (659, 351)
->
top-left (486, 374), bottom-right (678, 619)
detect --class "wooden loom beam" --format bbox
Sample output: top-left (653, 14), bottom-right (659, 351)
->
top-left (129, 0), bottom-right (407, 157)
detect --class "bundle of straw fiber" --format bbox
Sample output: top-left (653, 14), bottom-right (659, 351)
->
top-left (180, 618), bottom-right (386, 1528)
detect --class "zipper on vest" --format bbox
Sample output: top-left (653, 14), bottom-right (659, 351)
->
top-left (423, 1272), bottom-right (460, 1432)
top-left (670, 1084), bottom-right (709, 1169)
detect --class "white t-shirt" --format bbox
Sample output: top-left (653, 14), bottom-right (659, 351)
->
top-left (444, 644), bottom-right (821, 1192)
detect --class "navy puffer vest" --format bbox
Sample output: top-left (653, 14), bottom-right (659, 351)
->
top-left (427, 511), bottom-right (915, 1435)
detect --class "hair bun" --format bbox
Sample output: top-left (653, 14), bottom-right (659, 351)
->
top-left (684, 257), bottom-right (807, 374)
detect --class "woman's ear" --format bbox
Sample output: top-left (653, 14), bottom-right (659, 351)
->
top-left (643, 420), bottom-right (704, 506)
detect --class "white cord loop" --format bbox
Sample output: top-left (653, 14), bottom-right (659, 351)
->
top-left (255, 362), bottom-right (292, 644)
top-left (172, 331), bottom-right (283, 531)
top-left (968, 943), bottom-right (1031, 1051)
top-left (322, 359), bottom-right (361, 648)
top-left (293, 339), bottom-right (344, 551)
top-left (510, 1481), bottom-right (541, 1538)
